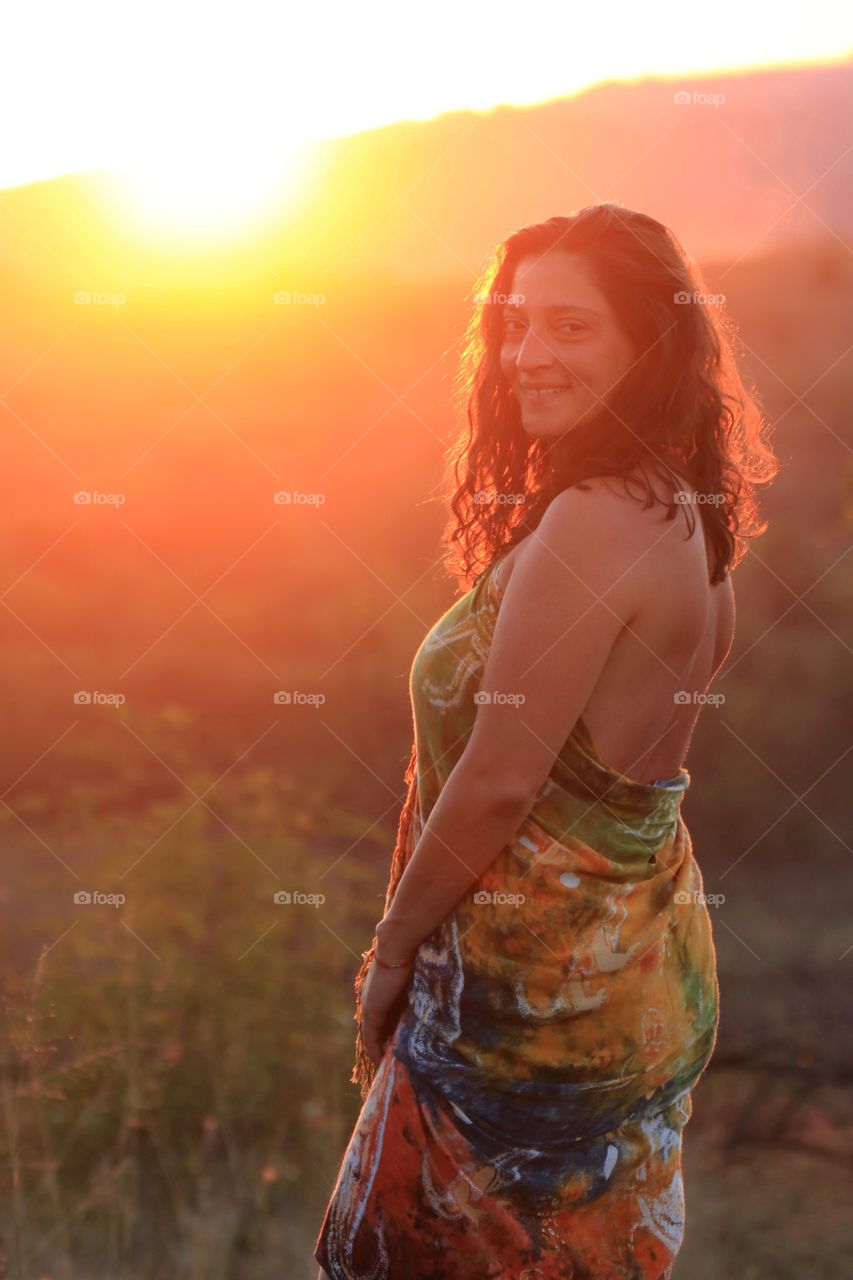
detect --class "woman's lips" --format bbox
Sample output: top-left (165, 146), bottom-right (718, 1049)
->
top-left (519, 385), bottom-right (572, 403)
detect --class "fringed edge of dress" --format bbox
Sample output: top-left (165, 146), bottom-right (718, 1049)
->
top-left (351, 739), bottom-right (419, 1102)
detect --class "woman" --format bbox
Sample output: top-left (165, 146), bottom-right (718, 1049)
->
top-left (314, 202), bottom-right (778, 1279)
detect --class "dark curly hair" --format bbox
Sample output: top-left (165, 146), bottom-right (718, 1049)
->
top-left (440, 202), bottom-right (780, 588)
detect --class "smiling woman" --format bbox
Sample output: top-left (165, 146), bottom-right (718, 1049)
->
top-left (313, 201), bottom-right (779, 1280)
top-left (499, 260), bottom-right (636, 438)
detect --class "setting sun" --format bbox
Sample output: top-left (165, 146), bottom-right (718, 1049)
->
top-left (97, 140), bottom-right (327, 246)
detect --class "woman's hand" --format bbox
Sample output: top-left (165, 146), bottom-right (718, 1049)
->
top-left (359, 955), bottom-right (415, 1069)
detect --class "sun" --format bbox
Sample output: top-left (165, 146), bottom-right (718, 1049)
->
top-left (99, 138), bottom-right (326, 248)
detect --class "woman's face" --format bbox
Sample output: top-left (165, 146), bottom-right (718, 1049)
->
top-left (498, 250), bottom-right (636, 441)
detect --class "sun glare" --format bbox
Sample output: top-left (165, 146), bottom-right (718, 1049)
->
top-left (100, 140), bottom-right (326, 248)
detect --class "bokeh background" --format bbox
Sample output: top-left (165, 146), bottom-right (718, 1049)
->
top-left (1, 13), bottom-right (852, 1277)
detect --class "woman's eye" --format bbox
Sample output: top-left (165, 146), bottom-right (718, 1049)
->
top-left (501, 318), bottom-right (585, 336)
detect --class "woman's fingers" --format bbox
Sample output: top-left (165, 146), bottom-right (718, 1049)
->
top-left (361, 1016), bottom-right (387, 1068)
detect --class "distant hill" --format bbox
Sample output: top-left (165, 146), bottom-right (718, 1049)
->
top-left (0, 60), bottom-right (850, 289)
top-left (310, 59), bottom-right (853, 276)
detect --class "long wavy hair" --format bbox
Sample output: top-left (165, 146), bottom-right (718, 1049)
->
top-left (440, 202), bottom-right (780, 588)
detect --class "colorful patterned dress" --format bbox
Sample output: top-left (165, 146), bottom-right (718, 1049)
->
top-left (314, 555), bottom-right (720, 1279)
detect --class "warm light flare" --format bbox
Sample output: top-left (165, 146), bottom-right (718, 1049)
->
top-left (99, 140), bottom-right (326, 247)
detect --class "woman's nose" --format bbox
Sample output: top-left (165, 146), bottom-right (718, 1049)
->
top-left (515, 326), bottom-right (557, 369)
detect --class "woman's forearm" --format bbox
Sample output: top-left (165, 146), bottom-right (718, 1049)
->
top-left (374, 760), bottom-right (534, 965)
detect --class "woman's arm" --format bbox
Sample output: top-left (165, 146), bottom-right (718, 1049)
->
top-left (377, 484), bottom-right (645, 965)
top-left (375, 759), bottom-right (533, 965)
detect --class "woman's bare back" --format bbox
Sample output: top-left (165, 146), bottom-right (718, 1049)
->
top-left (494, 471), bottom-right (736, 787)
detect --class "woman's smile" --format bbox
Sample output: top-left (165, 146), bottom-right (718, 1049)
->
top-left (519, 384), bottom-right (573, 404)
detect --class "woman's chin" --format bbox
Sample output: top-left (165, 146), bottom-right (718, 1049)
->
top-left (521, 417), bottom-right (576, 439)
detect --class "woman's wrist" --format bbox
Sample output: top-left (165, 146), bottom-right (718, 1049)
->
top-left (374, 916), bottom-right (418, 968)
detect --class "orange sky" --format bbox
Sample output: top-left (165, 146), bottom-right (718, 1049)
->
top-left (1, 1), bottom-right (849, 195)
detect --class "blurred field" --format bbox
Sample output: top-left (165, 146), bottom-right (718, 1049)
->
top-left (2, 798), bottom-right (852, 1278)
top-left (2, 180), bottom-right (852, 1276)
